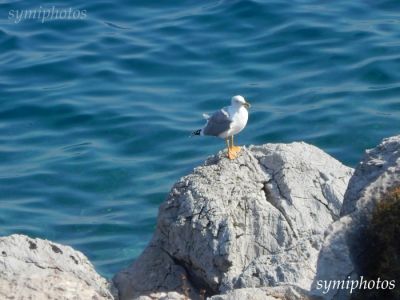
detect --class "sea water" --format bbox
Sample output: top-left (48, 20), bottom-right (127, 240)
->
top-left (0, 0), bottom-right (399, 277)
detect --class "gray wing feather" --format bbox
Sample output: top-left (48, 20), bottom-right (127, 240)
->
top-left (202, 108), bottom-right (232, 136)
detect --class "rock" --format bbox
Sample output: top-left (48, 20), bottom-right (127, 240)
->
top-left (136, 291), bottom-right (187, 300)
top-left (113, 243), bottom-right (197, 300)
top-left (114, 142), bottom-right (353, 299)
top-left (341, 135), bottom-right (400, 217)
top-left (309, 217), bottom-right (355, 300)
top-left (0, 234), bottom-right (115, 300)
top-left (208, 285), bottom-right (311, 300)
top-left (311, 135), bottom-right (400, 299)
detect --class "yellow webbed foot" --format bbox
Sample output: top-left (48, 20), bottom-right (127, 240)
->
top-left (227, 149), bottom-right (237, 160)
top-left (227, 147), bottom-right (240, 160)
top-left (231, 145), bottom-right (241, 155)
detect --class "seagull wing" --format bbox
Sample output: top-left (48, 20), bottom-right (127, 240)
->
top-left (202, 108), bottom-right (232, 137)
top-left (202, 113), bottom-right (211, 120)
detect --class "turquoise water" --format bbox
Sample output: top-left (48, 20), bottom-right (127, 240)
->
top-left (0, 0), bottom-right (399, 278)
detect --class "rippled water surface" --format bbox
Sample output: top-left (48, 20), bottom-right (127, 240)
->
top-left (1, 0), bottom-right (399, 278)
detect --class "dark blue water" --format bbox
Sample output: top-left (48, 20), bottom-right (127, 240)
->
top-left (1, 0), bottom-right (399, 278)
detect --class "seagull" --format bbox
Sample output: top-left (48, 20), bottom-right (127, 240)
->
top-left (191, 95), bottom-right (251, 159)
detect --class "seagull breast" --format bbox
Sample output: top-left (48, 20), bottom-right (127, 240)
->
top-left (227, 106), bottom-right (248, 136)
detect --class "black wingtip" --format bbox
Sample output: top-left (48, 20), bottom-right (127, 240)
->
top-left (190, 129), bottom-right (201, 137)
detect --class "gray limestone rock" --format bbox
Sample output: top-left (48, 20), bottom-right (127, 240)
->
top-left (114, 142), bottom-right (353, 299)
top-left (0, 234), bottom-right (115, 300)
top-left (208, 285), bottom-right (311, 300)
top-left (341, 135), bottom-right (400, 217)
top-left (311, 135), bottom-right (400, 299)
top-left (113, 241), bottom-right (196, 300)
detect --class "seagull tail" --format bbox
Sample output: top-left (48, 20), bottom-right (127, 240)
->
top-left (190, 129), bottom-right (202, 137)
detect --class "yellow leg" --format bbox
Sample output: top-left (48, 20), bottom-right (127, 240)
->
top-left (230, 135), bottom-right (241, 155)
top-left (226, 138), bottom-right (236, 160)
top-left (226, 138), bottom-right (230, 149)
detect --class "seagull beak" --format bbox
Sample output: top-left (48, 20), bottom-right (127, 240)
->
top-left (244, 102), bottom-right (251, 109)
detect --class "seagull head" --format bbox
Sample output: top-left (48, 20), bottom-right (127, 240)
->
top-left (231, 95), bottom-right (251, 109)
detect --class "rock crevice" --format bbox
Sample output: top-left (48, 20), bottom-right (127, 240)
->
top-left (311, 135), bottom-right (400, 300)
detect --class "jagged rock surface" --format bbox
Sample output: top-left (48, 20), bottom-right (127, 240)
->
top-left (114, 142), bottom-right (353, 299)
top-left (0, 234), bottom-right (115, 300)
top-left (311, 135), bottom-right (400, 299)
top-left (341, 135), bottom-right (400, 217)
top-left (208, 285), bottom-right (311, 300)
top-left (114, 243), bottom-right (197, 300)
